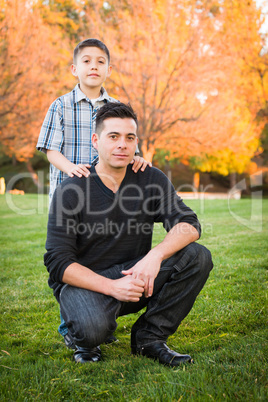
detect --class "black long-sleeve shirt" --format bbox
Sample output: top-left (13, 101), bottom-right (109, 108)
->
top-left (44, 165), bottom-right (201, 300)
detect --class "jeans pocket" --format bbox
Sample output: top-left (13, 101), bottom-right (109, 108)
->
top-left (173, 243), bottom-right (199, 272)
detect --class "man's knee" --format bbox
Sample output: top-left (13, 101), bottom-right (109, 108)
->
top-left (173, 242), bottom-right (213, 277)
top-left (60, 285), bottom-right (118, 347)
top-left (190, 242), bottom-right (213, 275)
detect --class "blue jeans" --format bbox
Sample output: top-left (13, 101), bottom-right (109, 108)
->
top-left (58, 312), bottom-right (68, 337)
top-left (59, 243), bottom-right (213, 348)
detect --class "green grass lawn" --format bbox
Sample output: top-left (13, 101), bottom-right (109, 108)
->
top-left (0, 195), bottom-right (267, 401)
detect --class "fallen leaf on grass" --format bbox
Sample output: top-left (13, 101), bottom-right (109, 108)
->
top-left (1, 350), bottom-right (10, 356)
top-left (0, 365), bottom-right (19, 370)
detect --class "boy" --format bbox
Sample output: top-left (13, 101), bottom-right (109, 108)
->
top-left (37, 38), bottom-right (149, 346)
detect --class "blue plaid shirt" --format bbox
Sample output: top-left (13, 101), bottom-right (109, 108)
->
top-left (37, 84), bottom-right (118, 201)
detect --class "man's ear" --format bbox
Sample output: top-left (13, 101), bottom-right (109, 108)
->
top-left (71, 64), bottom-right (78, 77)
top-left (92, 133), bottom-right (98, 150)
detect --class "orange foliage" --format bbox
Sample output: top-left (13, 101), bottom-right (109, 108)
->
top-left (0, 0), bottom-right (266, 176)
top-left (185, 0), bottom-right (267, 175)
top-left (83, 0), bottom-right (265, 171)
top-left (0, 0), bottom-right (72, 161)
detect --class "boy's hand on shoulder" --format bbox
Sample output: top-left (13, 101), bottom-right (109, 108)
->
top-left (131, 156), bottom-right (152, 173)
top-left (68, 163), bottom-right (91, 178)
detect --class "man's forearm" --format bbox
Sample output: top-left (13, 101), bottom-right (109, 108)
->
top-left (149, 222), bottom-right (200, 262)
top-left (62, 262), bottom-right (145, 302)
top-left (62, 262), bottom-right (112, 295)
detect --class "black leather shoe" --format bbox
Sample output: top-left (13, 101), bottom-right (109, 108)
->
top-left (73, 346), bottom-right (101, 363)
top-left (104, 335), bottom-right (118, 344)
top-left (64, 333), bottom-right (75, 350)
top-left (132, 342), bottom-right (193, 367)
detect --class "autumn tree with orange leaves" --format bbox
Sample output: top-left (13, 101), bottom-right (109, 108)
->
top-left (0, 0), bottom-right (267, 185)
top-left (187, 0), bottom-right (267, 181)
top-left (83, 0), bottom-right (223, 161)
top-left (0, 0), bottom-right (73, 163)
top-left (82, 0), bottom-right (266, 178)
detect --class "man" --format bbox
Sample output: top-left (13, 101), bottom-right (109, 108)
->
top-left (44, 102), bottom-right (213, 366)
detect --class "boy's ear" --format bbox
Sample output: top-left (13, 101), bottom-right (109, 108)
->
top-left (71, 64), bottom-right (78, 77)
top-left (107, 65), bottom-right (112, 77)
top-left (92, 133), bottom-right (98, 150)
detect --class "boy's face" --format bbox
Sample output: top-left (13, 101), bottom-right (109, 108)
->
top-left (92, 118), bottom-right (138, 171)
top-left (71, 46), bottom-right (112, 94)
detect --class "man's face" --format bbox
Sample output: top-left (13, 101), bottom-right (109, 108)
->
top-left (92, 118), bottom-right (138, 170)
top-left (71, 46), bottom-right (112, 92)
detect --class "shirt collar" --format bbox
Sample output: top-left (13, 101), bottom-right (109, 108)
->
top-left (73, 84), bottom-right (111, 104)
top-left (97, 87), bottom-right (112, 102)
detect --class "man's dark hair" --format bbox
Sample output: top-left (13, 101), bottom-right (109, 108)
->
top-left (73, 38), bottom-right (110, 64)
top-left (95, 102), bottom-right (138, 135)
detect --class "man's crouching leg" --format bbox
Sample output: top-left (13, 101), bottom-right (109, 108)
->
top-left (131, 243), bottom-right (213, 367)
top-left (59, 285), bottom-right (120, 363)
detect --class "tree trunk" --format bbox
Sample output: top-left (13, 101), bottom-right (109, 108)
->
top-left (140, 141), bottom-right (155, 164)
top-left (26, 160), bottom-right (42, 189)
top-left (230, 172), bottom-right (236, 189)
top-left (164, 159), bottom-right (172, 181)
top-left (12, 155), bottom-right (17, 166)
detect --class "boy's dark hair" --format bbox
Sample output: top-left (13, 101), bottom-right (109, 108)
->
top-left (95, 102), bottom-right (138, 135)
top-left (73, 38), bottom-right (110, 63)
